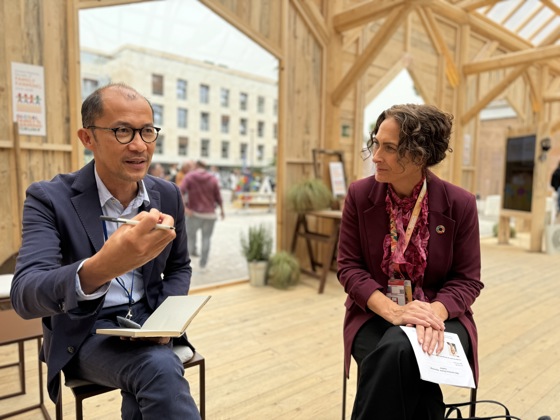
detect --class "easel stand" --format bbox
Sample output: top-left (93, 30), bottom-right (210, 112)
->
top-left (290, 210), bottom-right (342, 293)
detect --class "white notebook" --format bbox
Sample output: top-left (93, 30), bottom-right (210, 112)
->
top-left (96, 295), bottom-right (211, 338)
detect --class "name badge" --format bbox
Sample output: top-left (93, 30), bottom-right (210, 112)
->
top-left (387, 278), bottom-right (412, 305)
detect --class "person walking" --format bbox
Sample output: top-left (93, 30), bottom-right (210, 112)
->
top-left (180, 160), bottom-right (225, 270)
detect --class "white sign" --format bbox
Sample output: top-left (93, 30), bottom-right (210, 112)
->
top-left (11, 62), bottom-right (47, 136)
top-left (329, 161), bottom-right (347, 197)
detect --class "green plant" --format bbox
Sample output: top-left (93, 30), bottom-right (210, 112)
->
top-left (286, 178), bottom-right (333, 213)
top-left (240, 224), bottom-right (273, 262)
top-left (266, 251), bottom-right (300, 289)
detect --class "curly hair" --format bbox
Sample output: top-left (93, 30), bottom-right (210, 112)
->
top-left (364, 104), bottom-right (453, 168)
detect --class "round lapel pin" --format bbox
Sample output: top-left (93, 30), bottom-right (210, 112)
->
top-left (435, 225), bottom-right (445, 234)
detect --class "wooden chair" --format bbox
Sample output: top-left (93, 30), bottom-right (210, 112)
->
top-left (55, 347), bottom-right (205, 420)
top-left (0, 309), bottom-right (50, 419)
top-left (341, 363), bottom-right (477, 419)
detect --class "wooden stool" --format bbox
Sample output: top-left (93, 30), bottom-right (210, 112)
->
top-left (0, 309), bottom-right (50, 419)
top-left (55, 349), bottom-right (205, 420)
top-left (290, 210), bottom-right (342, 293)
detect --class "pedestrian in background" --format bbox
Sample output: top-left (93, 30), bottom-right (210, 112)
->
top-left (180, 160), bottom-right (225, 270)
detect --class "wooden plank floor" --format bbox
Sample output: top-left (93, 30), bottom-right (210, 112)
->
top-left (1, 237), bottom-right (559, 419)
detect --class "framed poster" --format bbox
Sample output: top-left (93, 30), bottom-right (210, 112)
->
top-left (11, 62), bottom-right (47, 136)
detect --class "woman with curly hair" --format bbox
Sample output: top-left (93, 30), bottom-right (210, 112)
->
top-left (338, 104), bottom-right (484, 419)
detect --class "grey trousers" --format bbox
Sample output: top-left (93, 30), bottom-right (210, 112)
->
top-left (64, 300), bottom-right (200, 420)
top-left (186, 215), bottom-right (217, 268)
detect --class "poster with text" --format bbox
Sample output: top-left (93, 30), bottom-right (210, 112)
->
top-left (11, 62), bottom-right (47, 136)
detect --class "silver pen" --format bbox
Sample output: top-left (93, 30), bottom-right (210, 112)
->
top-left (99, 215), bottom-right (176, 230)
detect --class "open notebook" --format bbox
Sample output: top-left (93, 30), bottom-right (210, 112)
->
top-left (96, 295), bottom-right (211, 338)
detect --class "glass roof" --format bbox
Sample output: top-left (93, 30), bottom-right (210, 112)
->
top-left (473, 0), bottom-right (560, 46)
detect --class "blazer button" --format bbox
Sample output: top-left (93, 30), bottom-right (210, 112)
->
top-left (67, 346), bottom-right (75, 354)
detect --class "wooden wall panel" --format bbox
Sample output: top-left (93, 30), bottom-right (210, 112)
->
top-left (201, 0), bottom-right (283, 58)
top-left (280, 2), bottom-right (324, 250)
top-left (0, 0), bottom-right (73, 265)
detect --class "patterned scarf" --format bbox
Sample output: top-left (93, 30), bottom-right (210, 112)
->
top-left (381, 178), bottom-right (430, 301)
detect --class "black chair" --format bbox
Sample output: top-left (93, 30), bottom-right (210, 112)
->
top-left (55, 347), bottom-right (205, 420)
top-left (341, 363), bottom-right (477, 419)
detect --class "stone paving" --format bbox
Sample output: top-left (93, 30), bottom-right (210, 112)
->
top-left (189, 193), bottom-right (276, 289)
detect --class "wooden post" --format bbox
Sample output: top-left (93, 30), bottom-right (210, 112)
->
top-left (12, 123), bottom-right (23, 230)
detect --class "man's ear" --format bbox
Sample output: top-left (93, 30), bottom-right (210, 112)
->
top-left (78, 128), bottom-right (94, 150)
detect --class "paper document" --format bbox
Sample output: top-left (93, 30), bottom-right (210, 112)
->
top-left (96, 295), bottom-right (211, 338)
top-left (400, 326), bottom-right (475, 388)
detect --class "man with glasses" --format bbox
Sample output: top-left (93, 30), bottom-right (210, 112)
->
top-left (11, 83), bottom-right (200, 418)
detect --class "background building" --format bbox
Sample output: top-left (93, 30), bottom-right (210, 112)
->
top-left (81, 45), bottom-right (278, 181)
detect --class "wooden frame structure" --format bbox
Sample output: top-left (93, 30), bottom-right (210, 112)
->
top-left (2, 0), bottom-right (560, 264)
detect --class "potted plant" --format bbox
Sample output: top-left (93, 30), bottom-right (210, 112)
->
top-left (286, 178), bottom-right (334, 213)
top-left (266, 251), bottom-right (300, 290)
top-left (241, 224), bottom-right (273, 286)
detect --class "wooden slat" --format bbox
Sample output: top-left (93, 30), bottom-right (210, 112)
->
top-left (463, 44), bottom-right (560, 75)
top-left (332, 0), bottom-right (405, 33)
top-left (331, 5), bottom-right (410, 106)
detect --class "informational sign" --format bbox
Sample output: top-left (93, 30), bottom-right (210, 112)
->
top-left (329, 161), bottom-right (347, 197)
top-left (11, 62), bottom-right (47, 136)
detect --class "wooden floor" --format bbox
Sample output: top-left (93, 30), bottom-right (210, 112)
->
top-left (1, 237), bottom-right (559, 419)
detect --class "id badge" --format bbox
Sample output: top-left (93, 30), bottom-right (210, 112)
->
top-left (387, 278), bottom-right (412, 305)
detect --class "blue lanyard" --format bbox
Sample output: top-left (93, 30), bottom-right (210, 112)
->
top-left (102, 219), bottom-right (135, 319)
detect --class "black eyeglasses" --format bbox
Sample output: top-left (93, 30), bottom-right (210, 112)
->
top-left (86, 126), bottom-right (161, 144)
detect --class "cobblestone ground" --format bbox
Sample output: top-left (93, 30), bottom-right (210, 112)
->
top-left (189, 191), bottom-right (276, 289)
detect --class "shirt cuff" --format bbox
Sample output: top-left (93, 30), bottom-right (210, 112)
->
top-left (76, 258), bottom-right (110, 301)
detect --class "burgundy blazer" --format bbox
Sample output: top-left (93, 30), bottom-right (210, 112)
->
top-left (337, 172), bottom-right (484, 384)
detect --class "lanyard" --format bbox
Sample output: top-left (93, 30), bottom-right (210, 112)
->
top-left (390, 178), bottom-right (427, 276)
top-left (102, 220), bottom-right (135, 319)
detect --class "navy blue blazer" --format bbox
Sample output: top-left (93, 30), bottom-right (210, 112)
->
top-left (11, 160), bottom-right (191, 402)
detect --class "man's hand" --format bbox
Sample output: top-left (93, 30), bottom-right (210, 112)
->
top-left (80, 209), bottom-right (176, 293)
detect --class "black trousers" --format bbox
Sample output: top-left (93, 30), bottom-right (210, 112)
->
top-left (351, 316), bottom-right (469, 420)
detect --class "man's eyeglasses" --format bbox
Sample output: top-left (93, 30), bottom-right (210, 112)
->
top-left (86, 126), bottom-right (161, 144)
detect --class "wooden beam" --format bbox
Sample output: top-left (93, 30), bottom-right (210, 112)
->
top-left (455, 0), bottom-right (501, 12)
top-left (291, 0), bottom-right (329, 47)
top-left (543, 92), bottom-right (560, 102)
top-left (417, 7), bottom-right (459, 87)
top-left (461, 65), bottom-right (527, 124)
top-left (463, 44), bottom-right (560, 74)
top-left (542, 0), bottom-right (560, 15)
top-left (430, 1), bottom-right (532, 51)
top-left (523, 72), bottom-right (542, 113)
top-left (407, 63), bottom-right (436, 105)
top-left (332, 0), bottom-right (405, 33)
top-left (78, 0), bottom-right (157, 9)
top-left (331, 5), bottom-right (411, 106)
top-left (365, 53), bottom-right (412, 105)
top-left (199, 0), bottom-right (283, 60)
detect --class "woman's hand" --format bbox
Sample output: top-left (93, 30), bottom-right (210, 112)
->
top-left (390, 300), bottom-right (445, 331)
top-left (367, 291), bottom-right (445, 331)
top-left (415, 325), bottom-right (445, 355)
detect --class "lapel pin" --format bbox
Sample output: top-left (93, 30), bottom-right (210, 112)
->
top-left (435, 225), bottom-right (445, 234)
